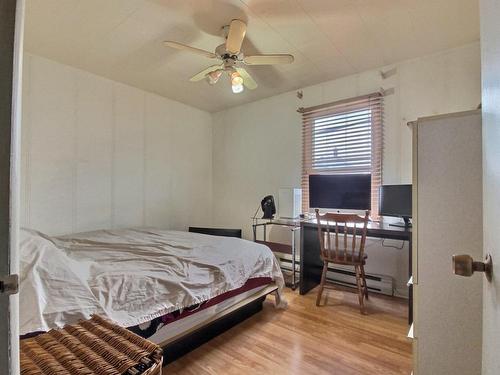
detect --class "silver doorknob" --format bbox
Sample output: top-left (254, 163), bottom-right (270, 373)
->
top-left (452, 254), bottom-right (492, 282)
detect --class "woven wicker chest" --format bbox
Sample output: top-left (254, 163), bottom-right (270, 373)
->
top-left (20, 315), bottom-right (163, 375)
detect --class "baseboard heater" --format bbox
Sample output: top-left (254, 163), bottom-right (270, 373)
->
top-left (276, 254), bottom-right (394, 296)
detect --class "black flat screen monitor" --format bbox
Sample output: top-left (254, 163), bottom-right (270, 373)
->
top-left (379, 184), bottom-right (412, 227)
top-left (308, 174), bottom-right (371, 210)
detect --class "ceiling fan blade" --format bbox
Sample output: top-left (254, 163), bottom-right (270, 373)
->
top-left (235, 67), bottom-right (258, 90)
top-left (244, 54), bottom-right (294, 65)
top-left (226, 19), bottom-right (247, 54)
top-left (189, 65), bottom-right (224, 82)
top-left (163, 41), bottom-right (217, 59)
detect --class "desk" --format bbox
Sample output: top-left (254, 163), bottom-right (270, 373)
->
top-left (252, 218), bottom-right (302, 290)
top-left (300, 219), bottom-right (412, 323)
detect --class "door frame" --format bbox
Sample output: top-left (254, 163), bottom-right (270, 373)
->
top-left (0, 0), bottom-right (24, 373)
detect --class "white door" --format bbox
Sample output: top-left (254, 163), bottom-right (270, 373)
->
top-left (481, 0), bottom-right (500, 374)
top-left (413, 110), bottom-right (483, 375)
top-left (0, 0), bottom-right (24, 374)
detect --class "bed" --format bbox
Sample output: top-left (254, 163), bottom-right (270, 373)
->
top-left (19, 227), bottom-right (285, 362)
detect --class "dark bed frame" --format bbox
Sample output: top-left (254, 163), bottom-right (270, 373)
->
top-left (161, 226), bottom-right (260, 364)
top-left (162, 294), bottom-right (267, 364)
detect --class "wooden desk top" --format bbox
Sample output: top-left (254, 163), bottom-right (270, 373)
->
top-left (302, 218), bottom-right (411, 240)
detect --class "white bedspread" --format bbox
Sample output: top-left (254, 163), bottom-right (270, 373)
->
top-left (19, 228), bottom-right (285, 335)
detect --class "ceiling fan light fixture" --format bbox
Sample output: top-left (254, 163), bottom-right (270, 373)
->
top-left (231, 83), bottom-right (244, 94)
top-left (230, 71), bottom-right (244, 86)
top-left (230, 70), bottom-right (244, 93)
top-left (206, 70), bottom-right (222, 85)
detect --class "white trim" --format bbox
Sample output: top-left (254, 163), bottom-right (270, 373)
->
top-left (9, 1), bottom-right (25, 374)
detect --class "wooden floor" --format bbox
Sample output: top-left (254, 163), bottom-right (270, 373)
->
top-left (163, 287), bottom-right (412, 374)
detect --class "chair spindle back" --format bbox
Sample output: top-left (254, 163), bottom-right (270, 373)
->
top-left (315, 209), bottom-right (370, 263)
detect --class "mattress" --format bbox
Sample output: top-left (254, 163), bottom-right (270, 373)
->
top-left (19, 228), bottom-right (285, 335)
top-left (129, 277), bottom-right (272, 343)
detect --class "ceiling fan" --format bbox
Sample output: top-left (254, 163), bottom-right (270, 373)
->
top-left (163, 19), bottom-right (294, 94)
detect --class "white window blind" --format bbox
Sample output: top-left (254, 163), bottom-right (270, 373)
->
top-left (300, 93), bottom-right (383, 217)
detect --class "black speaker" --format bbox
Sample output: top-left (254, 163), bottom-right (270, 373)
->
top-left (261, 195), bottom-right (276, 219)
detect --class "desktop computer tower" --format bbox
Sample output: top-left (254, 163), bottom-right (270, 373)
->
top-left (278, 188), bottom-right (302, 218)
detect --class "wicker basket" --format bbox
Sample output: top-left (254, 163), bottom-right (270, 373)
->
top-left (20, 315), bottom-right (163, 375)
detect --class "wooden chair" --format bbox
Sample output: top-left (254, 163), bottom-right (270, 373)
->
top-left (315, 209), bottom-right (370, 314)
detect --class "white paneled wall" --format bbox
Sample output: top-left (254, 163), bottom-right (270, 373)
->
top-left (113, 83), bottom-right (145, 228)
top-left (21, 54), bottom-right (213, 235)
top-left (76, 69), bottom-right (114, 231)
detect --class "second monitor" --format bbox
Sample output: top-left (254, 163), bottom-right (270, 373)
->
top-left (378, 184), bottom-right (412, 227)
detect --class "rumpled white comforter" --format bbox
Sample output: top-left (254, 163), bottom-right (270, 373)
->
top-left (19, 228), bottom-right (285, 335)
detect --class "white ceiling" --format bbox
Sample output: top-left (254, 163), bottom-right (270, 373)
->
top-left (24, 0), bottom-right (479, 112)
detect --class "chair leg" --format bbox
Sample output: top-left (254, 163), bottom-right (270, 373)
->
top-left (316, 262), bottom-right (329, 306)
top-left (360, 265), bottom-right (369, 300)
top-left (355, 265), bottom-right (366, 314)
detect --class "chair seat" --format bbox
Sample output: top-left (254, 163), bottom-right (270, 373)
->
top-left (323, 250), bottom-right (367, 265)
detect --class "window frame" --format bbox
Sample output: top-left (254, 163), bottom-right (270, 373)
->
top-left (300, 93), bottom-right (383, 217)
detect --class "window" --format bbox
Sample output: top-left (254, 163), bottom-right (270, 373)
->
top-left (300, 93), bottom-right (383, 217)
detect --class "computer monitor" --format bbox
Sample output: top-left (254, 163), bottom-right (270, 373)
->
top-left (378, 184), bottom-right (412, 227)
top-left (308, 174), bottom-right (371, 210)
